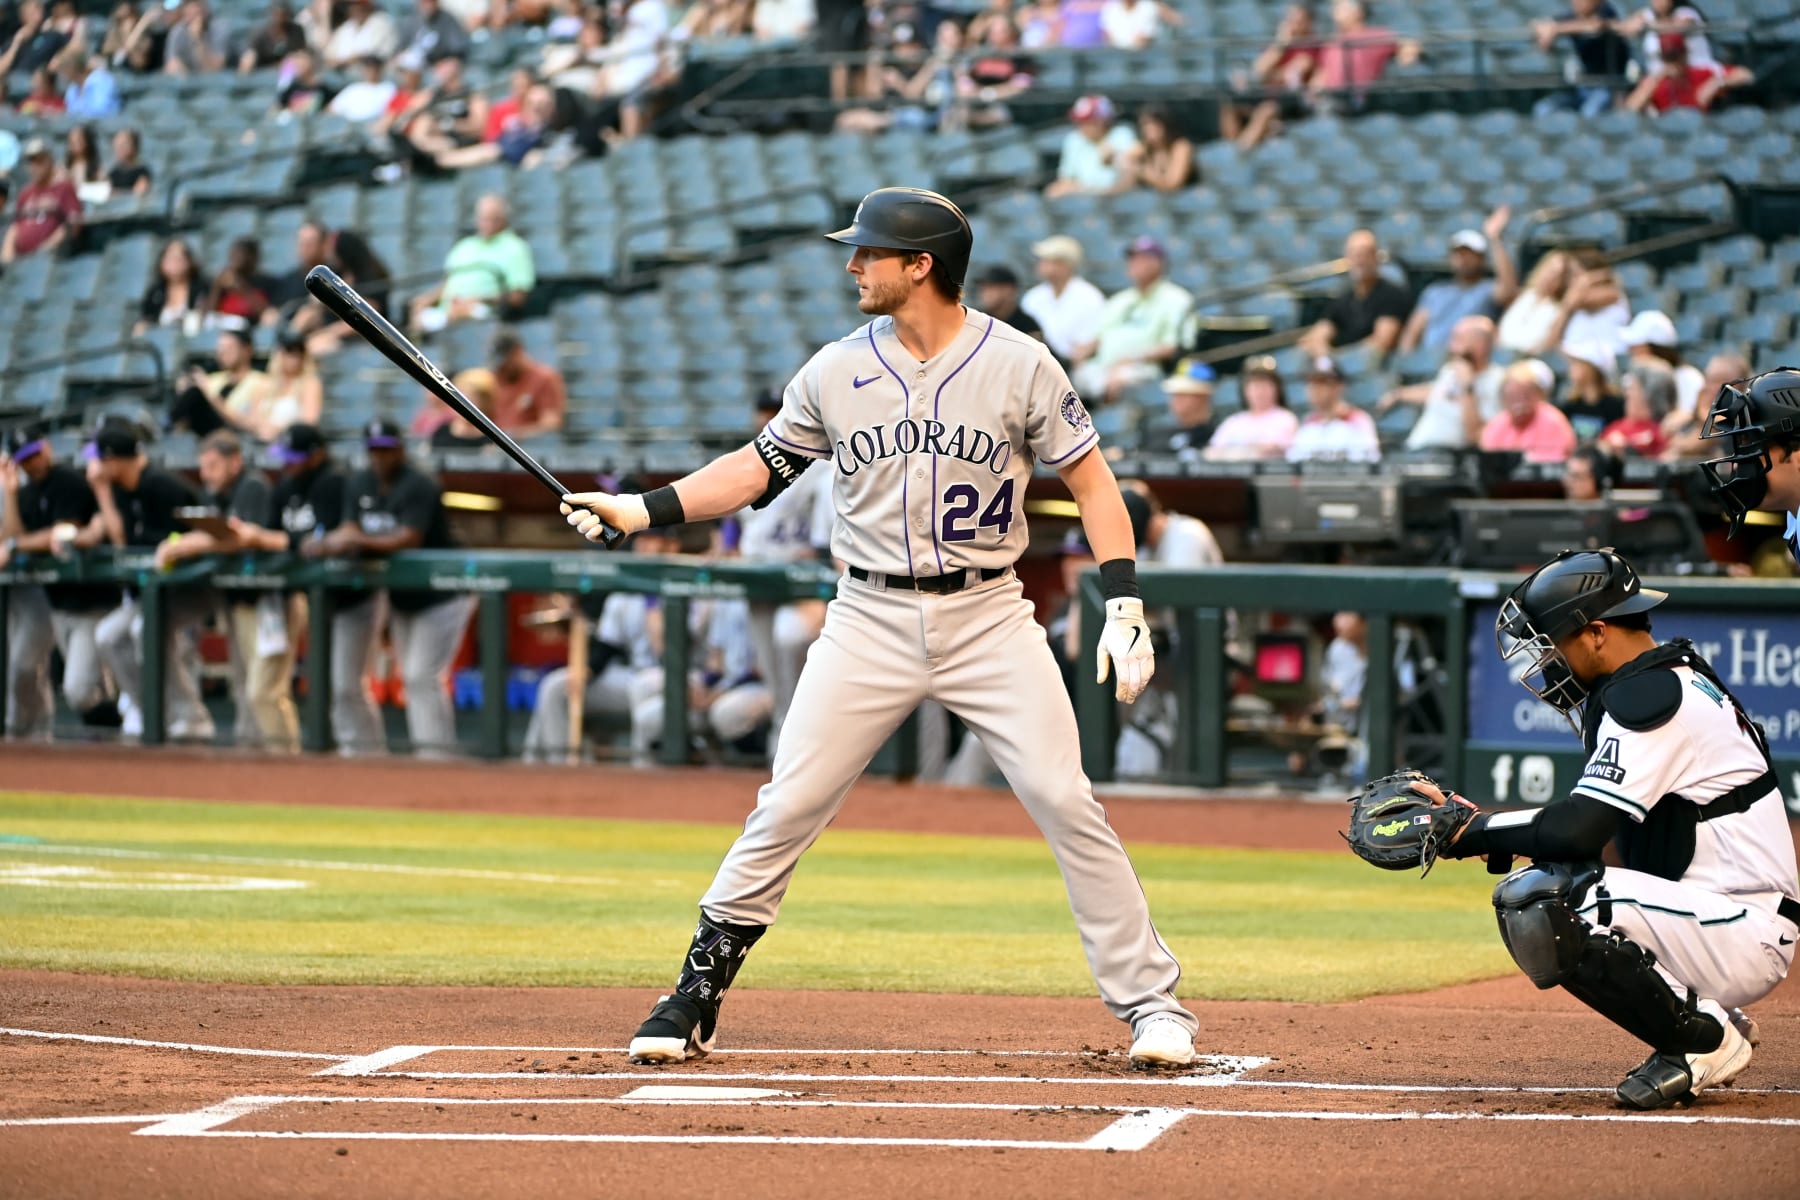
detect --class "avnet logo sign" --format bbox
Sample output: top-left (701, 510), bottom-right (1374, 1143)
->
top-left (1468, 605), bottom-right (1800, 754)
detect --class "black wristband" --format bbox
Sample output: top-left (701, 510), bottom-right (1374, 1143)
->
top-left (641, 485), bottom-right (686, 529)
top-left (1098, 558), bottom-right (1139, 600)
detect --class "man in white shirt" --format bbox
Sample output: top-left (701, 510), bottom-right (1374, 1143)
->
top-left (1380, 315), bottom-right (1504, 451)
top-left (324, 0), bottom-right (399, 70)
top-left (1046, 94), bottom-right (1139, 198)
top-left (1071, 236), bottom-right (1195, 405)
top-left (1020, 234), bottom-right (1107, 365)
top-left (1288, 356), bottom-right (1381, 462)
top-left (1100, 0), bottom-right (1177, 48)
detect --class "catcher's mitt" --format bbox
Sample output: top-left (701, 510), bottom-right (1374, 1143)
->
top-left (1343, 769), bottom-right (1478, 876)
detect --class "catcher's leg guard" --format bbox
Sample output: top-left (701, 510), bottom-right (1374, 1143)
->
top-left (1493, 863), bottom-right (1725, 1056)
top-left (630, 912), bottom-right (766, 1064)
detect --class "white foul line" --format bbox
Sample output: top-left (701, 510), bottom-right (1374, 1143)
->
top-left (0, 1113), bottom-right (185, 1127)
top-left (0, 842), bottom-right (660, 888)
top-left (0, 1027), bottom-right (351, 1062)
top-left (315, 1047), bottom-right (445, 1077)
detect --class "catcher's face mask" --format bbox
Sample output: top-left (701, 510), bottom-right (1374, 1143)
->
top-left (1495, 593), bottom-right (1590, 727)
top-left (1699, 381), bottom-right (1772, 535)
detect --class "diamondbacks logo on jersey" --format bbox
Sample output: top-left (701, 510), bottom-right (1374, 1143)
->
top-left (1583, 737), bottom-right (1627, 785)
top-left (1060, 391), bottom-right (1092, 433)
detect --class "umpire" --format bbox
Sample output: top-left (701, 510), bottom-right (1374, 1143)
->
top-left (2, 426), bottom-right (116, 737)
top-left (307, 420), bottom-right (472, 757)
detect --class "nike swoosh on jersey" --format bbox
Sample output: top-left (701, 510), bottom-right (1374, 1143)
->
top-left (853, 374), bottom-right (881, 389)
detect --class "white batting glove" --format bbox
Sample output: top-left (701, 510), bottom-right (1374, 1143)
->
top-left (1096, 597), bottom-right (1156, 704)
top-left (560, 491), bottom-right (649, 541)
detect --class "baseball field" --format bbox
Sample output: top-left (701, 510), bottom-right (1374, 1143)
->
top-left (3, 746), bottom-right (1797, 1199)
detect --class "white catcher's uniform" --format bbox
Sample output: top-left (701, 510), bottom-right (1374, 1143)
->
top-left (705, 308), bottom-right (1195, 1034)
top-left (1570, 666), bottom-right (1799, 1016)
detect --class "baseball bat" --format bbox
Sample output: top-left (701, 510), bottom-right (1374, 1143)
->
top-left (302, 265), bottom-right (624, 548)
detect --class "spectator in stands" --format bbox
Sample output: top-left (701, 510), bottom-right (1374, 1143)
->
top-left (429, 368), bottom-right (498, 447)
top-left (1397, 210), bottom-right (1518, 355)
top-left (246, 331), bottom-right (324, 440)
top-left (485, 327), bottom-right (567, 437)
top-left (329, 54), bottom-right (400, 122)
top-left (1479, 359), bottom-right (1578, 461)
top-left (1220, 3), bottom-right (1318, 150)
top-left (950, 13), bottom-right (1033, 131)
top-left (1, 139), bottom-right (81, 265)
top-left (282, 220), bottom-right (393, 354)
top-left (1299, 229), bottom-right (1411, 361)
top-left (1288, 355), bottom-right (1380, 462)
top-left (1533, 0), bottom-right (1632, 118)
top-left (396, 0), bottom-right (469, 65)
top-left (63, 53), bottom-right (121, 118)
top-left (834, 16), bottom-right (961, 135)
top-left (102, 3), bottom-right (161, 73)
top-left (241, 1), bottom-right (307, 72)
top-left (1497, 249), bottom-right (1573, 354)
top-left (1619, 0), bottom-right (1714, 71)
top-left (135, 237), bottom-right (208, 334)
top-left (1071, 236), bottom-right (1193, 405)
top-left (1600, 363), bottom-right (1675, 457)
top-left (1020, 234), bottom-right (1106, 365)
top-left (482, 67), bottom-right (536, 142)
top-left (973, 264), bottom-right (1043, 341)
top-left (209, 237), bottom-right (278, 326)
top-left (1161, 358), bottom-right (1217, 459)
top-left (169, 327), bottom-right (272, 436)
top-left (1563, 444), bottom-right (1617, 500)
top-left (1557, 340), bottom-right (1623, 443)
top-left (62, 124), bottom-right (104, 191)
top-left (611, 0), bottom-right (674, 141)
top-left (1663, 350), bottom-right (1750, 458)
top-left (1017, 0), bottom-right (1060, 47)
top-left (0, 0), bottom-right (82, 78)
top-left (164, 0), bottom-right (232, 76)
top-left (540, 8), bottom-right (610, 92)
top-left (1625, 31), bottom-right (1752, 114)
top-left (753, 0), bottom-right (815, 41)
top-left (274, 47), bottom-right (336, 114)
top-left (1099, 0), bottom-right (1178, 49)
top-left (1120, 103), bottom-right (1193, 193)
top-left (411, 194), bottom-right (536, 333)
top-left (391, 51), bottom-right (488, 172)
top-left (18, 65), bottom-right (65, 114)
top-left (1542, 253), bottom-right (1630, 357)
top-left (1045, 94), bottom-right (1138, 198)
top-left (1306, 0), bottom-right (1417, 114)
top-left (1057, 0), bottom-right (1106, 48)
top-left (1617, 308), bottom-right (1703, 416)
top-left (1380, 314), bottom-right (1504, 451)
top-left (1205, 355), bottom-right (1297, 460)
top-left (324, 0), bottom-right (399, 68)
top-left (106, 127), bottom-right (152, 198)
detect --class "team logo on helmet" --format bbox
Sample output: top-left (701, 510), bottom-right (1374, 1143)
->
top-left (1060, 391), bottom-right (1092, 433)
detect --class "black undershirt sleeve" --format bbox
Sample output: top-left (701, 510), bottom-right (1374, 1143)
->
top-left (1447, 793), bottom-right (1623, 863)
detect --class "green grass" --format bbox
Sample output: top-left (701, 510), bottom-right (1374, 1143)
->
top-left (0, 792), bottom-right (1513, 1002)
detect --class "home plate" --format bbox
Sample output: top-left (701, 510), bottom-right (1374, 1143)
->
top-left (622, 1085), bottom-right (797, 1101)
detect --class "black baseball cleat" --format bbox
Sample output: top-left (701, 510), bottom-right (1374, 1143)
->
top-left (628, 994), bottom-right (718, 1065)
top-left (1615, 1022), bottom-right (1753, 1110)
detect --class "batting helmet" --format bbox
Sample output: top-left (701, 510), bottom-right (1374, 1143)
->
top-left (1699, 365), bottom-right (1800, 533)
top-left (826, 188), bottom-right (973, 286)
top-left (1495, 548), bottom-right (1666, 718)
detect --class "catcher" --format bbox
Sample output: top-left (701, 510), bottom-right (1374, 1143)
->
top-left (1345, 548), bottom-right (1798, 1109)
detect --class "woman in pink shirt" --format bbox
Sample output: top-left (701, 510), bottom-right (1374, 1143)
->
top-left (1206, 357), bottom-right (1299, 459)
top-left (1479, 360), bottom-right (1579, 462)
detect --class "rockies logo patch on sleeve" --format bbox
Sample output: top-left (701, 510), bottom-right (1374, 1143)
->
top-left (1583, 737), bottom-right (1627, 785)
top-left (1061, 391), bottom-right (1092, 432)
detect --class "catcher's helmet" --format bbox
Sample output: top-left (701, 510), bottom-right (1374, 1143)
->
top-left (826, 188), bottom-right (973, 286)
top-left (1699, 365), bottom-right (1800, 533)
top-left (1495, 548), bottom-right (1666, 719)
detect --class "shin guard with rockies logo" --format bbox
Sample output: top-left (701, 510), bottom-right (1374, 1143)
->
top-left (674, 912), bottom-right (766, 1006)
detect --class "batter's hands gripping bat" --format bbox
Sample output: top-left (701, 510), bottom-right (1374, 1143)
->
top-left (303, 265), bottom-right (624, 548)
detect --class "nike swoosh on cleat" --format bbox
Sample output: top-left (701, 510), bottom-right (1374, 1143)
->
top-left (853, 374), bottom-right (881, 388)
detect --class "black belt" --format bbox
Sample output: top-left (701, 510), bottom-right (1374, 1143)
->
top-left (1780, 896), bottom-right (1800, 927)
top-left (848, 566), bottom-right (1008, 594)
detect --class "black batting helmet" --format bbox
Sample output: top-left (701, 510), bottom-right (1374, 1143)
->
top-left (1699, 365), bottom-right (1800, 533)
top-left (826, 188), bottom-right (973, 286)
top-left (1495, 548), bottom-right (1666, 720)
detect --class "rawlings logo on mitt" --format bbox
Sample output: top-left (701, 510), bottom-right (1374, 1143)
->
top-left (1343, 769), bottom-right (1479, 877)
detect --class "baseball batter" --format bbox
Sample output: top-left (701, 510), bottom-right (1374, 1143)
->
top-left (1397, 550), bottom-right (1797, 1108)
top-left (1699, 365), bottom-right (1800, 565)
top-left (563, 188), bottom-right (1198, 1068)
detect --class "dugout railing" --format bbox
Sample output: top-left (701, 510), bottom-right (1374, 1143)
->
top-left (0, 549), bottom-right (837, 764)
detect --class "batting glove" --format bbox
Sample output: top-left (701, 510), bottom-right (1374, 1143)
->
top-left (561, 491), bottom-right (649, 541)
top-left (1096, 597), bottom-right (1156, 704)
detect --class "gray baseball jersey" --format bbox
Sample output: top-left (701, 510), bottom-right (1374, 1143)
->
top-left (763, 309), bottom-right (1098, 575)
